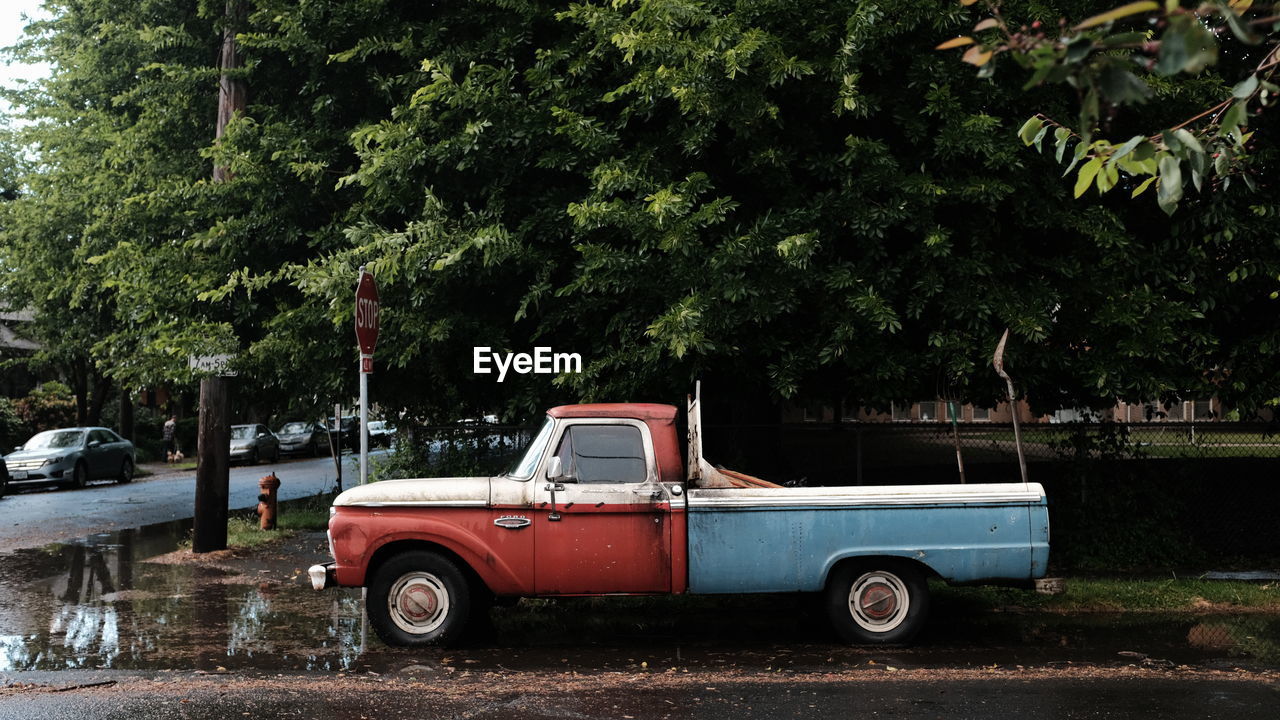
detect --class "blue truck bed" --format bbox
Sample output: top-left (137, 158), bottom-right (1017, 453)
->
top-left (685, 483), bottom-right (1050, 594)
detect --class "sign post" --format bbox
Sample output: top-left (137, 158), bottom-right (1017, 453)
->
top-left (354, 267), bottom-right (380, 486)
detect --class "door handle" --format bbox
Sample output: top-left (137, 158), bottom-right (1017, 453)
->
top-left (543, 482), bottom-right (565, 521)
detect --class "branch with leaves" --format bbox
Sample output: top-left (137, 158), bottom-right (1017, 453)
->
top-left (940, 0), bottom-right (1279, 214)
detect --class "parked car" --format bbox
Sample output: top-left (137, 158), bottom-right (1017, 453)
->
top-left (277, 421), bottom-right (328, 457)
top-left (3, 427), bottom-right (136, 489)
top-left (366, 420), bottom-right (395, 448)
top-left (327, 416), bottom-right (360, 451)
top-left (229, 424), bottom-right (280, 465)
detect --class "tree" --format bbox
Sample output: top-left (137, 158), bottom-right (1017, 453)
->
top-left (294, 0), bottom-right (1280, 415)
top-left (3, 0), bottom-right (1278, 425)
top-left (940, 0), bottom-right (1280, 214)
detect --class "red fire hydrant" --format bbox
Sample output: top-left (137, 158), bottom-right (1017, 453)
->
top-left (257, 473), bottom-right (281, 530)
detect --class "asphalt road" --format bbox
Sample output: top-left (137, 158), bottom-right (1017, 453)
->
top-left (2, 668), bottom-right (1277, 719)
top-left (0, 451), bottom-right (383, 552)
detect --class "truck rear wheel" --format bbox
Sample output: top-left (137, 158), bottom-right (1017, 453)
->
top-left (367, 550), bottom-right (471, 647)
top-left (825, 560), bottom-right (929, 645)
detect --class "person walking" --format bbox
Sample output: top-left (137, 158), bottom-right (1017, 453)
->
top-left (163, 416), bottom-right (177, 463)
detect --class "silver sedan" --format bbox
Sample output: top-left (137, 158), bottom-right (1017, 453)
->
top-left (3, 427), bottom-right (136, 489)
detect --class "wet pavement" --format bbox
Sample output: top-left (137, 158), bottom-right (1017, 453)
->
top-left (3, 669), bottom-right (1278, 720)
top-left (0, 520), bottom-right (1277, 676)
top-left (0, 451), bottom-right (387, 553)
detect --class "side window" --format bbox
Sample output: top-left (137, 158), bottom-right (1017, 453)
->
top-left (554, 425), bottom-right (646, 484)
top-left (90, 429), bottom-right (111, 444)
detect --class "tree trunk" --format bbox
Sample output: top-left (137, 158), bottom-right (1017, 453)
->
top-left (119, 389), bottom-right (135, 443)
top-left (213, 0), bottom-right (247, 182)
top-left (71, 359), bottom-right (89, 426)
top-left (87, 372), bottom-right (112, 426)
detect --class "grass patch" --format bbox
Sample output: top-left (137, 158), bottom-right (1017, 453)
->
top-left (934, 577), bottom-right (1280, 613)
top-left (179, 491), bottom-right (334, 551)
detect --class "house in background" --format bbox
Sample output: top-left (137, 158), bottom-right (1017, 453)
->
top-left (785, 397), bottom-right (1231, 424)
top-left (0, 309), bottom-right (40, 398)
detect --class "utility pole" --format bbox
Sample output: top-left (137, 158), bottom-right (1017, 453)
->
top-left (193, 1), bottom-right (246, 553)
top-left (193, 377), bottom-right (231, 552)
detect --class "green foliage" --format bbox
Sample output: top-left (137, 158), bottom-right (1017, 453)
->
top-left (1, 0), bottom-right (1278, 427)
top-left (371, 429), bottom-right (522, 482)
top-left (0, 397), bottom-right (24, 449)
top-left (1048, 420), bottom-right (1146, 461)
top-left (944, 1), bottom-right (1278, 214)
top-left (14, 382), bottom-right (76, 433)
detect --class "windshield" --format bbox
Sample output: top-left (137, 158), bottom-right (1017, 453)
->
top-left (507, 417), bottom-right (554, 479)
top-left (25, 430), bottom-right (84, 450)
top-left (230, 426), bottom-right (257, 440)
top-left (279, 422), bottom-right (308, 435)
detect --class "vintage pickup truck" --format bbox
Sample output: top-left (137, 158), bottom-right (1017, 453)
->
top-left (310, 390), bottom-right (1050, 647)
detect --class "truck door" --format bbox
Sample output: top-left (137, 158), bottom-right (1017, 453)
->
top-left (533, 420), bottom-right (672, 594)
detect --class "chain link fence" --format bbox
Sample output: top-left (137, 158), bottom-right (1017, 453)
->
top-left (700, 421), bottom-right (1280, 484)
top-left (700, 421), bottom-right (1280, 572)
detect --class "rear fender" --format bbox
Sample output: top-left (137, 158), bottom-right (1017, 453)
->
top-left (821, 552), bottom-right (941, 590)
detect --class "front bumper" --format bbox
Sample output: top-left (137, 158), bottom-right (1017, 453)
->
top-left (308, 563), bottom-right (336, 591)
top-left (5, 465), bottom-right (67, 482)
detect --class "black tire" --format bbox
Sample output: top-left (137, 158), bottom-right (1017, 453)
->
top-left (825, 559), bottom-right (929, 645)
top-left (118, 458), bottom-right (134, 484)
top-left (249, 448), bottom-right (259, 466)
top-left (68, 461), bottom-right (88, 490)
top-left (367, 550), bottom-right (471, 647)
top-left (0, 476), bottom-right (8, 499)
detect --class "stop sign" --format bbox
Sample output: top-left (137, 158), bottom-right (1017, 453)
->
top-left (355, 270), bottom-right (379, 357)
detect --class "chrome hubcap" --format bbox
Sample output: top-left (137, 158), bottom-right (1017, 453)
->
top-left (388, 571), bottom-right (450, 635)
top-left (847, 570), bottom-right (910, 633)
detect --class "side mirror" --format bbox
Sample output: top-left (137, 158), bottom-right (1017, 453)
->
top-left (257, 432), bottom-right (267, 438)
top-left (545, 456), bottom-right (562, 480)
top-left (88, 440), bottom-right (102, 448)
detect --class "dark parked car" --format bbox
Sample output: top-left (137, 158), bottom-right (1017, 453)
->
top-left (3, 427), bottom-right (136, 489)
top-left (277, 421), bottom-right (328, 457)
top-left (230, 424), bottom-right (280, 465)
top-left (327, 416), bottom-right (360, 452)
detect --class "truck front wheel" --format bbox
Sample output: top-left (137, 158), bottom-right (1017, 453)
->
top-left (825, 560), bottom-right (929, 645)
top-left (367, 550), bottom-right (471, 647)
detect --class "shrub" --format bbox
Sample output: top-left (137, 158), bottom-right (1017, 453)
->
top-left (0, 397), bottom-right (26, 450)
top-left (14, 382), bottom-right (76, 432)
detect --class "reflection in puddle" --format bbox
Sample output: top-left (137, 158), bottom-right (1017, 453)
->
top-left (0, 520), bottom-right (1277, 672)
top-left (0, 519), bottom-right (365, 672)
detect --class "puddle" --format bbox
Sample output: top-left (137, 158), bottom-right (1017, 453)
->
top-left (0, 521), bottom-right (1277, 674)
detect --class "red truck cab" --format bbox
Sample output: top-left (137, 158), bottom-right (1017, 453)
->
top-left (321, 403), bottom-right (693, 645)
